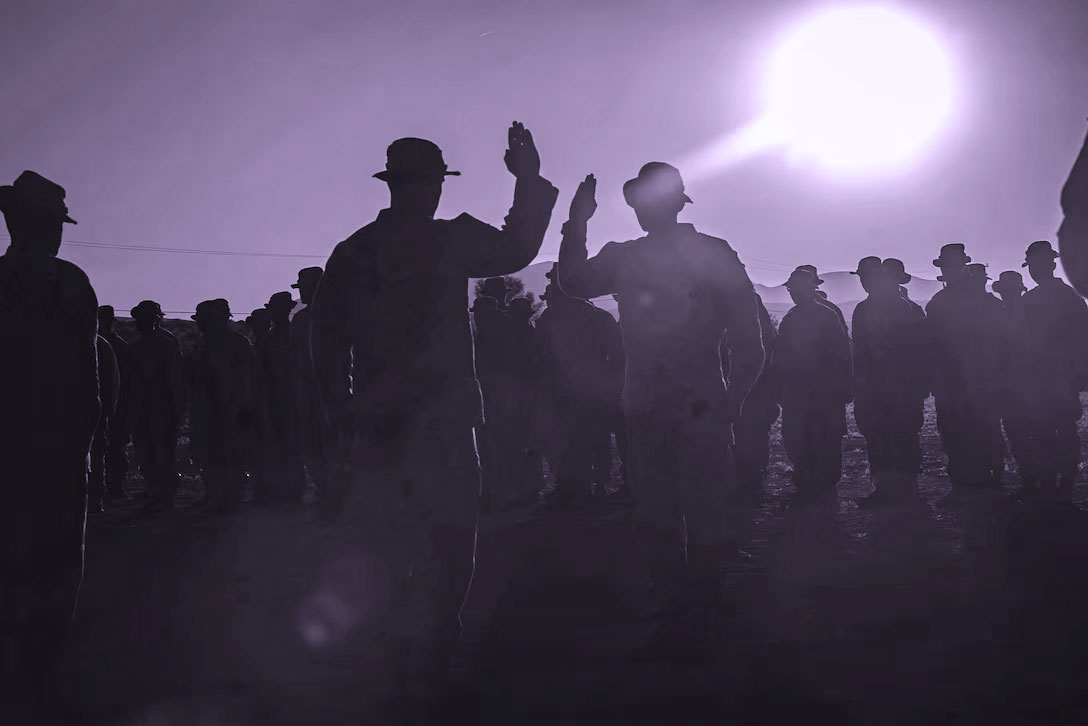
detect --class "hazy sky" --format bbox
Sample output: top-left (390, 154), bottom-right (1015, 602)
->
top-left (2, 0), bottom-right (1087, 314)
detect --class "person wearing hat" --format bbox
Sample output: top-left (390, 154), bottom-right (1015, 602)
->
top-left (256, 291), bottom-right (305, 505)
top-left (504, 295), bottom-right (548, 498)
top-left (125, 300), bottom-right (186, 512)
top-left (308, 122), bottom-right (556, 713)
top-left (988, 270), bottom-right (1037, 491)
top-left (98, 305), bottom-right (132, 501)
top-left (1019, 240), bottom-right (1088, 498)
top-left (479, 277), bottom-right (510, 310)
top-left (556, 164), bottom-right (764, 662)
top-left (187, 299), bottom-right (258, 513)
top-left (797, 264), bottom-right (848, 334)
top-left (245, 307), bottom-right (272, 347)
top-left (851, 258), bottom-right (930, 508)
top-left (534, 268), bottom-right (622, 509)
top-left (773, 269), bottom-right (853, 507)
top-left (288, 267), bottom-right (326, 501)
top-left (469, 292), bottom-right (508, 508)
top-left (925, 245), bottom-right (1006, 489)
top-left (731, 293), bottom-right (780, 504)
top-left (0, 170), bottom-right (98, 717)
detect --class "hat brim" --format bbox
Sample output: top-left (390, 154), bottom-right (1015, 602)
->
top-left (290, 283), bottom-right (300, 288)
top-left (1022, 252), bottom-right (1059, 267)
top-left (373, 170), bottom-right (461, 182)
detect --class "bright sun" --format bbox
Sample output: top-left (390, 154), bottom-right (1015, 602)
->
top-left (764, 4), bottom-right (956, 176)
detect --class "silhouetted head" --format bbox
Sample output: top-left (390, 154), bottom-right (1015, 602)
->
top-left (471, 295), bottom-right (499, 315)
top-left (131, 300), bottom-right (164, 333)
top-left (623, 162), bottom-right (692, 234)
top-left (795, 265), bottom-right (824, 285)
top-left (265, 291), bottom-right (296, 325)
top-left (291, 266), bottom-right (323, 305)
top-left (193, 298), bottom-right (232, 334)
top-left (851, 256), bottom-right (885, 295)
top-left (480, 277), bottom-right (509, 307)
top-left (966, 263), bottom-right (991, 292)
top-left (933, 243), bottom-right (970, 286)
top-left (0, 171), bottom-right (77, 257)
top-left (784, 269), bottom-right (819, 305)
top-left (1023, 240), bottom-right (1059, 284)
top-left (375, 138), bottom-right (460, 220)
top-left (992, 270), bottom-right (1027, 302)
top-left (246, 308), bottom-right (271, 337)
top-left (98, 305), bottom-right (117, 333)
top-left (882, 258), bottom-right (912, 294)
top-left (508, 296), bottom-right (533, 322)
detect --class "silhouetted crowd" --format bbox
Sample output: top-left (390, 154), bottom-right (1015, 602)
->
top-left (3, 123), bottom-right (1088, 721)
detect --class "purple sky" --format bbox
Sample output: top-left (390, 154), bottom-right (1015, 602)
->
top-left (2, 0), bottom-right (1087, 315)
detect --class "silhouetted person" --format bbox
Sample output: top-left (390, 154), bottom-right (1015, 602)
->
top-left (1020, 240), bottom-right (1088, 498)
top-left (479, 277), bottom-right (510, 310)
top-left (773, 268), bottom-right (853, 504)
top-left (991, 270), bottom-right (1033, 489)
top-left (558, 164), bottom-right (764, 662)
top-left (605, 293), bottom-right (631, 497)
top-left (0, 171), bottom-right (98, 720)
top-left (257, 291), bottom-right (306, 504)
top-left (732, 294), bottom-right (780, 502)
top-left (187, 299), bottom-right (259, 513)
top-left (98, 305), bottom-right (130, 500)
top-left (245, 307), bottom-right (271, 346)
top-left (503, 295), bottom-right (547, 499)
top-left (289, 266), bottom-right (325, 500)
top-left (471, 293), bottom-right (512, 506)
top-left (926, 244), bottom-right (1005, 488)
top-left (851, 257), bottom-right (929, 507)
top-left (126, 300), bottom-right (185, 512)
top-left (89, 334), bottom-right (120, 513)
top-left (535, 268), bottom-right (618, 506)
top-left (309, 125), bottom-right (557, 713)
top-left (1058, 127), bottom-right (1088, 295)
top-left (795, 264), bottom-right (848, 334)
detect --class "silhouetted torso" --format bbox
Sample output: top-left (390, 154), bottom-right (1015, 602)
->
top-left (189, 328), bottom-right (259, 466)
top-left (1021, 278), bottom-right (1088, 410)
top-left (925, 285), bottom-right (1005, 400)
top-left (126, 327), bottom-right (184, 432)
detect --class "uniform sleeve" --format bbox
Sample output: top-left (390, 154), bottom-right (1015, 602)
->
top-left (310, 241), bottom-right (357, 417)
top-left (557, 219), bottom-right (623, 299)
top-left (829, 313), bottom-right (854, 403)
top-left (450, 175), bottom-right (559, 279)
top-left (719, 268), bottom-right (766, 416)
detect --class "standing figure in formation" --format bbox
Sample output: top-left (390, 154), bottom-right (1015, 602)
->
top-left (925, 244), bottom-right (1005, 488)
top-left (289, 266), bottom-right (325, 501)
top-left (505, 295), bottom-right (546, 496)
top-left (126, 300), bottom-right (185, 512)
top-left (98, 305), bottom-right (130, 501)
top-left (773, 269), bottom-right (853, 505)
top-left (992, 270), bottom-right (1033, 489)
top-left (310, 125), bottom-right (557, 713)
top-left (470, 292), bottom-right (510, 505)
top-left (851, 257), bottom-right (929, 507)
top-left (245, 307), bottom-right (272, 346)
top-left (89, 334), bottom-right (120, 513)
top-left (0, 171), bottom-right (99, 720)
top-left (257, 291), bottom-right (306, 504)
top-left (732, 294), bottom-right (779, 503)
top-left (187, 299), bottom-right (259, 513)
top-left (795, 264), bottom-right (848, 333)
top-left (535, 265), bottom-right (619, 507)
top-left (1020, 240), bottom-right (1088, 498)
top-left (558, 165), bottom-right (764, 662)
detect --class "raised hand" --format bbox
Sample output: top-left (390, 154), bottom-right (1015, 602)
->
top-left (504, 121), bottom-right (541, 179)
top-left (569, 173), bottom-right (597, 223)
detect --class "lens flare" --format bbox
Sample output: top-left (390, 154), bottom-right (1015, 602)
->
top-left (763, 4), bottom-right (956, 176)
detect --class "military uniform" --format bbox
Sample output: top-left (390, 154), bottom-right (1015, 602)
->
top-left (732, 295), bottom-right (780, 498)
top-left (257, 293), bottom-right (307, 504)
top-left (309, 135), bottom-right (556, 707)
top-left (774, 290), bottom-right (853, 498)
top-left (0, 171), bottom-right (98, 718)
top-left (126, 322), bottom-right (185, 508)
top-left (89, 335), bottom-right (120, 511)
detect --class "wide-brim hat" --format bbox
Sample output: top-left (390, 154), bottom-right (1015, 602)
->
top-left (373, 138), bottom-right (460, 182)
top-left (192, 298), bottom-right (232, 321)
top-left (882, 258), bottom-right (912, 285)
top-left (794, 265), bottom-right (824, 285)
top-left (98, 305), bottom-right (116, 322)
top-left (966, 263), bottom-right (991, 280)
top-left (471, 295), bottom-right (499, 313)
top-left (933, 243), bottom-right (970, 268)
top-left (622, 162), bottom-right (693, 208)
top-left (992, 271), bottom-right (1027, 294)
top-left (0, 171), bottom-right (78, 224)
top-left (130, 300), bottom-right (163, 320)
top-left (1022, 240), bottom-right (1059, 267)
top-left (784, 269), bottom-right (819, 289)
top-left (851, 256), bottom-right (883, 278)
top-left (291, 266), bottom-right (323, 289)
top-left (265, 291), bottom-right (297, 311)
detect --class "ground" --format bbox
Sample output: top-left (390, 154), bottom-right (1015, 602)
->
top-left (57, 398), bottom-right (1088, 725)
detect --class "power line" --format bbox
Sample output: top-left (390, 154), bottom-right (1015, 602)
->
top-left (0, 234), bottom-right (328, 259)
